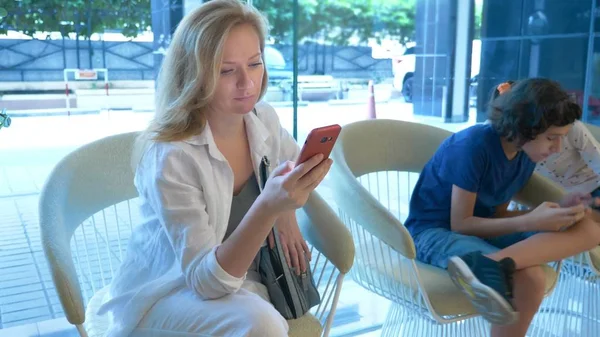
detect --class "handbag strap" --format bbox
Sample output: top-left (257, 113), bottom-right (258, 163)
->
top-left (255, 106), bottom-right (300, 271)
top-left (257, 117), bottom-right (306, 317)
top-left (258, 154), bottom-right (278, 239)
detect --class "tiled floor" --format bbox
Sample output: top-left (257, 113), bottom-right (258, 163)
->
top-left (0, 172), bottom-right (64, 329)
top-left (0, 318), bottom-right (79, 337)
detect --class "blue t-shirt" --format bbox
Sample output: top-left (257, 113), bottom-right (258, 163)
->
top-left (404, 123), bottom-right (536, 236)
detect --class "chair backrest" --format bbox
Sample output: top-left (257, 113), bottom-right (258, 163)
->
top-left (39, 131), bottom-right (140, 325)
top-left (330, 119), bottom-right (452, 259)
top-left (336, 119), bottom-right (452, 177)
top-left (330, 119), bottom-right (565, 257)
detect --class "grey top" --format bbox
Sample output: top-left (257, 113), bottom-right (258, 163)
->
top-left (225, 173), bottom-right (262, 282)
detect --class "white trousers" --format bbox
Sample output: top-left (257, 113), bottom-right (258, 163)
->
top-left (130, 280), bottom-right (289, 337)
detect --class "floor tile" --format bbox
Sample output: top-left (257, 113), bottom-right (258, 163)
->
top-left (0, 322), bottom-right (39, 337)
top-left (2, 307), bottom-right (51, 325)
top-left (37, 318), bottom-right (79, 337)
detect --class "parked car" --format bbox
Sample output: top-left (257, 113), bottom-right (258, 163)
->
top-left (392, 40), bottom-right (481, 103)
top-left (264, 45), bottom-right (337, 101)
top-left (391, 43), bottom-right (416, 102)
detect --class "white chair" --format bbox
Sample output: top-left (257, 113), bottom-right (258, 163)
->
top-left (38, 131), bottom-right (355, 337)
top-left (328, 119), bottom-right (561, 337)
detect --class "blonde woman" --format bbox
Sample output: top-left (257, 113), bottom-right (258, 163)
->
top-left (96, 1), bottom-right (332, 336)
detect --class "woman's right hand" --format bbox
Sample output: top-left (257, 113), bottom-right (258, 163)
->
top-left (525, 201), bottom-right (587, 232)
top-left (259, 153), bottom-right (333, 214)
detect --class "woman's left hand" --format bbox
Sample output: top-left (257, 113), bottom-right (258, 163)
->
top-left (268, 211), bottom-right (311, 275)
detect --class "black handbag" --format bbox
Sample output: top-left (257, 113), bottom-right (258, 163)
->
top-left (257, 155), bottom-right (321, 319)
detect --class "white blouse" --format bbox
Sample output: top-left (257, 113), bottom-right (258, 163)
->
top-left (96, 101), bottom-right (300, 337)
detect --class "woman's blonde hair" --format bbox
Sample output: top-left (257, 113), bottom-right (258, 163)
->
top-left (132, 0), bottom-right (269, 170)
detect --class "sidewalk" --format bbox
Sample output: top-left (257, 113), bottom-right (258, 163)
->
top-left (2, 100), bottom-right (321, 118)
top-left (1, 83), bottom-right (396, 117)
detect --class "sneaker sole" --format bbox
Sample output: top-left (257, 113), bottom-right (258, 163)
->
top-left (447, 256), bottom-right (519, 325)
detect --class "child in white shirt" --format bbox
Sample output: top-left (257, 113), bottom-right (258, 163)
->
top-left (536, 120), bottom-right (600, 199)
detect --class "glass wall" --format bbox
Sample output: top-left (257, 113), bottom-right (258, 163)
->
top-left (252, 0), bottom-right (475, 146)
top-left (476, 0), bottom-right (597, 124)
top-left (2, 0), bottom-right (600, 334)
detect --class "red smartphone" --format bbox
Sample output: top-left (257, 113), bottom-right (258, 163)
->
top-left (295, 124), bottom-right (342, 166)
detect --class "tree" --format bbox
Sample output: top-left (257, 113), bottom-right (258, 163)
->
top-left (315, 0), bottom-right (416, 45)
top-left (0, 0), bottom-right (151, 38)
top-left (253, 0), bottom-right (416, 45)
top-left (1, 0), bottom-right (479, 43)
top-left (371, 0), bottom-right (416, 44)
top-left (474, 0), bottom-right (483, 39)
top-left (252, 0), bottom-right (325, 44)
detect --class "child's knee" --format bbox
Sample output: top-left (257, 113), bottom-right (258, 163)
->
top-left (514, 266), bottom-right (547, 305)
top-left (575, 217), bottom-right (600, 248)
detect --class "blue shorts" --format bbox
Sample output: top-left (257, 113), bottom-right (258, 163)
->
top-left (413, 228), bottom-right (537, 269)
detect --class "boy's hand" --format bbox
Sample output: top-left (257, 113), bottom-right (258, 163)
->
top-left (525, 202), bottom-right (586, 232)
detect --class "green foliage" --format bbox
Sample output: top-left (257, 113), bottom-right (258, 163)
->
top-left (253, 0), bottom-right (416, 45)
top-left (0, 0), bottom-right (480, 43)
top-left (474, 0), bottom-right (483, 39)
top-left (0, 0), bottom-right (151, 38)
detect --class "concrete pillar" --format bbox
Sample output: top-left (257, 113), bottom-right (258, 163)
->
top-left (450, 0), bottom-right (474, 123)
top-left (413, 0), bottom-right (461, 122)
